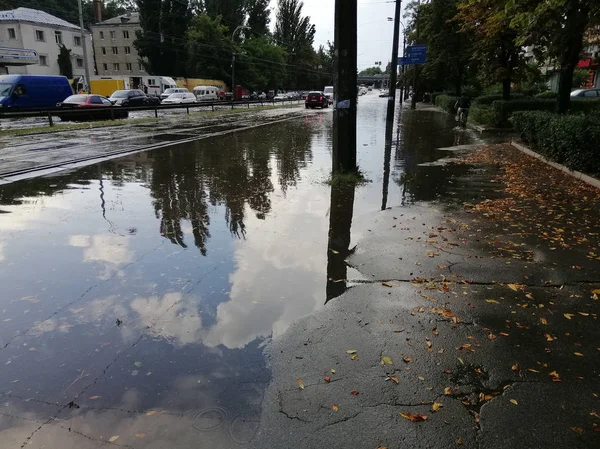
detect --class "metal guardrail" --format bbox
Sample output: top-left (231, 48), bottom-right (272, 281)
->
top-left (0, 98), bottom-right (302, 128)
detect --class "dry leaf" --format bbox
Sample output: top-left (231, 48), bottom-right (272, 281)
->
top-left (511, 364), bottom-right (519, 371)
top-left (135, 433), bottom-right (146, 439)
top-left (346, 350), bottom-right (357, 354)
top-left (146, 410), bottom-right (157, 416)
top-left (486, 299), bottom-right (500, 304)
top-left (488, 333), bottom-right (496, 340)
top-left (331, 369), bottom-right (336, 374)
top-left (332, 404), bottom-right (339, 412)
top-left (324, 376), bottom-right (331, 383)
top-left (109, 436), bottom-right (119, 443)
top-left (400, 412), bottom-right (427, 422)
top-left (527, 368), bottom-right (540, 373)
top-left (296, 378), bottom-right (305, 390)
top-left (510, 399), bottom-right (518, 405)
top-left (456, 437), bottom-right (463, 445)
top-left (89, 396), bottom-right (101, 400)
top-left (431, 402), bottom-right (444, 412)
top-left (444, 387), bottom-right (453, 395)
top-left (381, 356), bottom-right (393, 365)
top-left (351, 354), bottom-right (358, 360)
top-left (387, 375), bottom-right (399, 384)
top-left (539, 317), bottom-right (548, 325)
top-left (564, 313), bottom-right (575, 320)
top-left (499, 332), bottom-right (509, 337)
top-left (507, 284), bottom-right (519, 291)
top-left (402, 356), bottom-right (414, 363)
top-left (350, 390), bottom-right (360, 395)
top-left (544, 333), bottom-right (556, 342)
top-left (381, 282), bottom-right (393, 288)
top-left (574, 352), bottom-right (584, 357)
top-left (432, 328), bottom-right (439, 335)
top-left (570, 427), bottom-right (584, 434)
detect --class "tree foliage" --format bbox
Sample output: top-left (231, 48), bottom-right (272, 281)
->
top-left (246, 0), bottom-right (270, 37)
top-left (57, 43), bottom-right (73, 79)
top-left (359, 67), bottom-right (383, 76)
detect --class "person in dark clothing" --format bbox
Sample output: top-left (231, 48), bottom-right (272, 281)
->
top-left (454, 95), bottom-right (471, 126)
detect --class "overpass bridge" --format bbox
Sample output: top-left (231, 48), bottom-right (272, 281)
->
top-left (357, 74), bottom-right (390, 88)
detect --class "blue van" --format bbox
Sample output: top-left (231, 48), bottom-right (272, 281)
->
top-left (0, 75), bottom-right (73, 109)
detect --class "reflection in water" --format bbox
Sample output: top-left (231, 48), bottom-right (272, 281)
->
top-left (381, 102), bottom-right (402, 211)
top-left (326, 182), bottom-right (356, 302)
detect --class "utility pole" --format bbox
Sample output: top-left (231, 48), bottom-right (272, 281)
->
top-left (400, 31), bottom-right (406, 104)
top-left (332, 0), bottom-right (358, 173)
top-left (411, 0), bottom-right (421, 109)
top-left (78, 0), bottom-right (92, 93)
top-left (387, 0), bottom-right (402, 118)
top-left (231, 26), bottom-right (249, 100)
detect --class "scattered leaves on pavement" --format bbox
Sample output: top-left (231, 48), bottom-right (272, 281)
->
top-left (431, 402), bottom-right (444, 412)
top-left (400, 412), bottom-right (427, 422)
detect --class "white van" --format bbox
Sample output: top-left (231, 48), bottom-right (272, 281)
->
top-left (193, 85), bottom-right (219, 101)
top-left (160, 87), bottom-right (189, 100)
top-left (323, 86), bottom-right (334, 104)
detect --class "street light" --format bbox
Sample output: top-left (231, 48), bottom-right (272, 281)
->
top-left (231, 25), bottom-right (250, 100)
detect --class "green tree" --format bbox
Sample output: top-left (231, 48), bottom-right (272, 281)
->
top-left (201, 0), bottom-right (246, 31)
top-left (246, 0), bottom-right (270, 37)
top-left (57, 43), bottom-right (73, 78)
top-left (237, 37), bottom-right (287, 90)
top-left (359, 66), bottom-right (383, 76)
top-left (135, 0), bottom-right (191, 76)
top-left (186, 14), bottom-right (234, 81)
top-left (455, 0), bottom-right (523, 100)
top-left (509, 0), bottom-right (600, 112)
top-left (274, 0), bottom-right (316, 88)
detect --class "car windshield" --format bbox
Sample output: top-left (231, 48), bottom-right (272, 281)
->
top-left (0, 83), bottom-right (13, 97)
top-left (63, 95), bottom-right (88, 103)
top-left (111, 90), bottom-right (129, 98)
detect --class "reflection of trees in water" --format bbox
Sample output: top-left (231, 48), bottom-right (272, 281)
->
top-left (151, 122), bottom-right (313, 253)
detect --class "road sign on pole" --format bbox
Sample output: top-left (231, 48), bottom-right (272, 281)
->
top-left (405, 45), bottom-right (426, 64)
top-left (397, 56), bottom-right (407, 66)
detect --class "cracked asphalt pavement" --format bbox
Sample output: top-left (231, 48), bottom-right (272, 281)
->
top-left (250, 144), bottom-right (600, 448)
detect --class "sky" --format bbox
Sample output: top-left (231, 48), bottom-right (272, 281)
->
top-left (268, 0), bottom-right (404, 70)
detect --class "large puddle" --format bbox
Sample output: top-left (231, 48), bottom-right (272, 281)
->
top-left (0, 95), bottom-right (474, 447)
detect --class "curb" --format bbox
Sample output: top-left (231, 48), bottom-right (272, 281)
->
top-left (510, 141), bottom-right (600, 190)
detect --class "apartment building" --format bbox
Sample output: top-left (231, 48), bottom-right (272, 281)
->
top-left (91, 12), bottom-right (146, 76)
top-left (0, 7), bottom-right (93, 80)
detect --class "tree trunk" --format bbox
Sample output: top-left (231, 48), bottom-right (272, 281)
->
top-left (502, 79), bottom-right (511, 101)
top-left (557, 1), bottom-right (589, 114)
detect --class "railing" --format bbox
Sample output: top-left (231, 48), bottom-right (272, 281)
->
top-left (0, 98), bottom-right (302, 128)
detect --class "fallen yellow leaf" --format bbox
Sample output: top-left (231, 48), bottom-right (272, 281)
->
top-left (89, 396), bottom-right (101, 400)
top-left (574, 352), bottom-right (584, 357)
top-left (331, 369), bottom-right (336, 374)
top-left (402, 356), bottom-right (414, 363)
top-left (564, 313), bottom-right (575, 320)
top-left (135, 433), bottom-right (146, 439)
top-left (297, 378), bottom-right (305, 390)
top-left (346, 350), bottom-right (357, 354)
top-left (510, 399), bottom-right (518, 405)
top-left (544, 333), bottom-right (556, 342)
top-left (332, 404), bottom-right (339, 412)
top-left (456, 437), bottom-right (463, 445)
top-left (146, 410), bottom-right (157, 416)
top-left (486, 299), bottom-right (500, 304)
top-left (507, 284), bottom-right (519, 292)
top-left (431, 402), bottom-right (444, 412)
top-left (109, 436), bottom-right (119, 443)
top-left (387, 375), bottom-right (399, 384)
top-left (444, 387), bottom-right (453, 395)
top-left (540, 317), bottom-right (548, 325)
top-left (381, 356), bottom-right (393, 365)
top-left (351, 354), bottom-right (358, 360)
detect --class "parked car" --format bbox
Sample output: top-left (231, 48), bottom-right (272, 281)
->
top-left (161, 92), bottom-right (197, 104)
top-left (273, 94), bottom-right (287, 101)
top-left (0, 75), bottom-right (73, 109)
top-left (160, 87), bottom-right (189, 101)
top-left (108, 89), bottom-right (161, 106)
top-left (570, 88), bottom-right (600, 98)
top-left (258, 91), bottom-right (267, 100)
top-left (305, 91), bottom-right (329, 109)
top-left (56, 94), bottom-right (128, 121)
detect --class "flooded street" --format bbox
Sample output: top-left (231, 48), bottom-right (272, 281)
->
top-left (0, 94), bottom-right (475, 447)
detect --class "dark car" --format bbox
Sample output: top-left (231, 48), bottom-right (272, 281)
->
top-left (570, 88), bottom-right (600, 98)
top-left (108, 89), bottom-right (161, 106)
top-left (305, 91), bottom-right (329, 109)
top-left (56, 94), bottom-right (128, 121)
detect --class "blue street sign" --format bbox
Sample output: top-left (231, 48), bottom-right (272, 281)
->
top-left (405, 45), bottom-right (426, 64)
top-left (397, 56), bottom-right (407, 65)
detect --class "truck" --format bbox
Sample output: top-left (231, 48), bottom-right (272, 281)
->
top-left (0, 75), bottom-right (72, 109)
top-left (89, 76), bottom-right (177, 98)
top-left (90, 78), bottom-right (126, 98)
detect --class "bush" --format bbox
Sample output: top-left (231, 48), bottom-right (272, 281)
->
top-left (468, 104), bottom-right (494, 126)
top-left (534, 91), bottom-right (557, 99)
top-left (513, 110), bottom-right (600, 173)
top-left (493, 99), bottom-right (600, 127)
top-left (435, 94), bottom-right (459, 113)
top-left (474, 93), bottom-right (527, 105)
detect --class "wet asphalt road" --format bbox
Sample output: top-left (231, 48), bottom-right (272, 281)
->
top-left (0, 93), bottom-right (598, 448)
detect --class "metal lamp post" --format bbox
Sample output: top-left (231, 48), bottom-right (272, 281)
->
top-left (231, 25), bottom-right (250, 100)
top-left (77, 0), bottom-right (92, 92)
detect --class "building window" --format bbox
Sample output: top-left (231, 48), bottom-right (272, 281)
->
top-left (123, 30), bottom-right (130, 39)
top-left (113, 63), bottom-right (120, 71)
top-left (35, 30), bottom-right (45, 41)
top-left (8, 28), bottom-right (16, 39)
top-left (103, 63), bottom-right (108, 71)
top-left (124, 46), bottom-right (131, 55)
top-left (139, 63), bottom-right (143, 71)
top-left (55, 31), bottom-right (62, 44)
top-left (126, 62), bottom-right (132, 71)
top-left (39, 55), bottom-right (47, 66)
top-left (110, 30), bottom-right (116, 39)
top-left (101, 47), bottom-right (106, 55)
top-left (76, 58), bottom-right (84, 68)
top-left (112, 47), bottom-right (118, 55)
top-left (99, 30), bottom-right (104, 39)
top-left (147, 79), bottom-right (155, 86)
top-left (74, 35), bottom-right (81, 46)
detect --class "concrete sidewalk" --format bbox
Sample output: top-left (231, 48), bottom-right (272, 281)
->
top-left (250, 144), bottom-right (600, 448)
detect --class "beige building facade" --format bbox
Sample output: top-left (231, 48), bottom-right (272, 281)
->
top-left (91, 12), bottom-right (147, 76)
